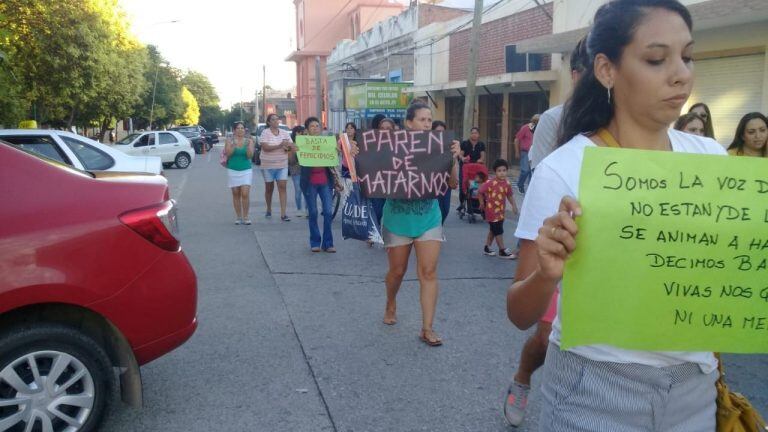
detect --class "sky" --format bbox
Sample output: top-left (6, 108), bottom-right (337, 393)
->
top-left (118, 0), bottom-right (494, 109)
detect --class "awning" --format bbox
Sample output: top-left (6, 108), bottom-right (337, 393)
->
top-left (515, 0), bottom-right (768, 54)
top-left (285, 49), bottom-right (331, 63)
top-left (403, 70), bottom-right (558, 94)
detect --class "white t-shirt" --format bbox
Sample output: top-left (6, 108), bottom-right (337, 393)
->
top-left (515, 128), bottom-right (727, 373)
top-left (529, 104), bottom-right (563, 169)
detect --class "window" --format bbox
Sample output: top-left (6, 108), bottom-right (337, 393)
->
top-left (135, 133), bottom-right (155, 147)
top-left (505, 45), bottom-right (544, 73)
top-left (159, 133), bottom-right (178, 145)
top-left (61, 136), bottom-right (114, 170)
top-left (2, 135), bottom-right (70, 164)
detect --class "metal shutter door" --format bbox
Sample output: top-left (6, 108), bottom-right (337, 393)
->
top-left (689, 54), bottom-right (765, 144)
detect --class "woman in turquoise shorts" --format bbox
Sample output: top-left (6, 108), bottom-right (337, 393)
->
top-left (382, 102), bottom-right (459, 346)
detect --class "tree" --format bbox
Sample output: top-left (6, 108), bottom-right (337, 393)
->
top-left (134, 45), bottom-right (184, 130)
top-left (176, 86), bottom-right (200, 125)
top-left (181, 71), bottom-right (220, 108)
top-left (0, 0), bottom-right (150, 131)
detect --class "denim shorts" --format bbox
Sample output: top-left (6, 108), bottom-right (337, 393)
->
top-left (382, 225), bottom-right (444, 248)
top-left (261, 167), bottom-right (288, 182)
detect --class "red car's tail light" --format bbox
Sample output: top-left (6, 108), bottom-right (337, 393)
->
top-left (119, 200), bottom-right (180, 251)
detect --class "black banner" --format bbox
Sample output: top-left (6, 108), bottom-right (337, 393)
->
top-left (355, 130), bottom-right (453, 199)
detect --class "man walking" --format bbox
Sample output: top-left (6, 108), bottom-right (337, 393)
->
top-left (513, 114), bottom-right (539, 194)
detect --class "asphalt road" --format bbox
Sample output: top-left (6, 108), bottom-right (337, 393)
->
top-left (102, 146), bottom-right (768, 431)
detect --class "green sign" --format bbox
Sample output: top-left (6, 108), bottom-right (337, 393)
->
top-left (295, 135), bottom-right (339, 167)
top-left (562, 147), bottom-right (768, 353)
top-left (345, 83), bottom-right (412, 110)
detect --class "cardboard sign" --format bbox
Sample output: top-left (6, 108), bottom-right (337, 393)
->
top-left (561, 147), bottom-right (768, 353)
top-left (355, 130), bottom-right (453, 199)
top-left (295, 135), bottom-right (339, 167)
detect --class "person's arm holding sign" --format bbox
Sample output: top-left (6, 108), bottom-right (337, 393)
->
top-left (507, 197), bottom-right (581, 329)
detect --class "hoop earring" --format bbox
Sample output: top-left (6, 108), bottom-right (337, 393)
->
top-left (607, 86), bottom-right (612, 104)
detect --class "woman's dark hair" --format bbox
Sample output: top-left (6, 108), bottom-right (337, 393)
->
top-left (345, 122), bottom-right (357, 132)
top-left (406, 102), bottom-right (431, 121)
top-left (470, 127), bottom-right (480, 133)
top-left (377, 118), bottom-right (396, 129)
top-left (570, 36), bottom-right (590, 73)
top-left (371, 114), bottom-right (386, 130)
top-left (290, 125), bottom-right (305, 142)
top-left (304, 116), bottom-right (321, 129)
top-left (673, 112), bottom-right (703, 131)
top-left (688, 103), bottom-right (715, 138)
top-left (431, 120), bottom-right (447, 130)
top-left (266, 113), bottom-right (279, 124)
top-left (232, 121), bottom-right (245, 129)
top-left (728, 112), bottom-right (768, 156)
top-left (558, 0), bottom-right (693, 145)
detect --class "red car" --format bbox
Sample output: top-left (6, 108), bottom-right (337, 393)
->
top-left (0, 141), bottom-right (197, 431)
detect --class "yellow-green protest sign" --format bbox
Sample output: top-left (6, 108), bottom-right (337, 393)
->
top-left (562, 147), bottom-right (768, 353)
top-left (295, 135), bottom-right (339, 167)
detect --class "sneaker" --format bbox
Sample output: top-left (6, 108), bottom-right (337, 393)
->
top-left (243, 218), bottom-right (252, 225)
top-left (234, 219), bottom-right (242, 225)
top-left (503, 381), bottom-right (530, 427)
top-left (281, 215), bottom-right (291, 222)
top-left (265, 211), bottom-right (272, 218)
top-left (499, 248), bottom-right (518, 259)
top-left (483, 246), bottom-right (497, 256)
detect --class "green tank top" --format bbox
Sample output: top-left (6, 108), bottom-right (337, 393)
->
top-left (227, 140), bottom-right (251, 171)
top-left (382, 199), bottom-right (441, 238)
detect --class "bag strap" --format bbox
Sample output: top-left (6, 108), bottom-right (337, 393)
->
top-left (596, 128), bottom-right (621, 148)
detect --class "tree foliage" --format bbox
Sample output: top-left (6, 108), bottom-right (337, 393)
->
top-left (0, 1), bottom-right (219, 133)
top-left (176, 86), bottom-right (200, 126)
top-left (182, 71), bottom-right (220, 108)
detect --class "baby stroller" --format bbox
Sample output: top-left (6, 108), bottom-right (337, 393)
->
top-left (458, 162), bottom-right (489, 223)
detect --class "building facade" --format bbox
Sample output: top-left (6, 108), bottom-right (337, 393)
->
top-left (517, 0), bottom-right (768, 145)
top-left (409, 0), bottom-right (555, 165)
top-left (287, 0), bottom-right (405, 126)
top-left (326, 4), bottom-right (469, 132)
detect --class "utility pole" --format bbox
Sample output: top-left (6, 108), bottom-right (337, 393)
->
top-left (315, 56), bottom-right (322, 124)
top-left (462, 0), bottom-right (483, 139)
top-left (263, 64), bottom-right (267, 124)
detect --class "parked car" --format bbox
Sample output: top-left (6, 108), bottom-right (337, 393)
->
top-left (251, 123), bottom-right (291, 165)
top-left (0, 141), bottom-right (197, 431)
top-left (203, 131), bottom-right (219, 145)
top-left (114, 131), bottom-right (195, 169)
top-left (169, 125), bottom-right (209, 153)
top-left (0, 129), bottom-right (163, 175)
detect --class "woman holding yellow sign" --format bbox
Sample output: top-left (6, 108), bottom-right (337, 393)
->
top-left (507, 1), bottom-right (728, 430)
top-left (299, 117), bottom-right (343, 252)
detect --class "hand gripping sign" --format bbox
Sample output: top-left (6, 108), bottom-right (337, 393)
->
top-left (354, 129), bottom-right (454, 199)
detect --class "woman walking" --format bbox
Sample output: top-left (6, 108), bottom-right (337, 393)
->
top-left (727, 112), bottom-right (767, 157)
top-left (380, 103), bottom-right (459, 346)
top-left (507, 1), bottom-right (725, 430)
top-left (301, 117), bottom-right (343, 252)
top-left (225, 121), bottom-right (255, 224)
top-left (259, 113), bottom-right (293, 221)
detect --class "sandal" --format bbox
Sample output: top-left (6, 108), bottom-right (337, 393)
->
top-left (419, 329), bottom-right (443, 347)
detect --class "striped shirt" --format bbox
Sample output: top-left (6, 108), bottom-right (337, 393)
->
top-left (259, 128), bottom-right (292, 169)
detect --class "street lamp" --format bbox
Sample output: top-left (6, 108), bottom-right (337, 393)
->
top-left (144, 19), bottom-right (179, 131)
top-left (148, 61), bottom-right (169, 130)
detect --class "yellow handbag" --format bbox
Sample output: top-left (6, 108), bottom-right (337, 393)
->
top-left (715, 354), bottom-right (768, 432)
